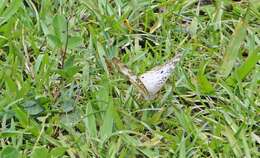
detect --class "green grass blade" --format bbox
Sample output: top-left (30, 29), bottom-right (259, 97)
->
top-left (222, 127), bottom-right (243, 157)
top-left (220, 20), bottom-right (247, 77)
top-left (100, 99), bottom-right (114, 142)
top-left (0, 0), bottom-right (22, 25)
top-left (226, 47), bottom-right (260, 85)
top-left (84, 103), bottom-right (97, 138)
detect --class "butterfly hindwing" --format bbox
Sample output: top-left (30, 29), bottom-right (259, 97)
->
top-left (110, 58), bottom-right (149, 97)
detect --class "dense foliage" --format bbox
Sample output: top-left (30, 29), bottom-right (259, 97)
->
top-left (0, 0), bottom-right (259, 157)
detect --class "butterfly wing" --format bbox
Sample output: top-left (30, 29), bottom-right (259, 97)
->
top-left (111, 57), bottom-right (149, 97)
top-left (139, 53), bottom-right (182, 97)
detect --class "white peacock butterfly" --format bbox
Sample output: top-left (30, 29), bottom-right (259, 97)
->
top-left (106, 53), bottom-right (182, 100)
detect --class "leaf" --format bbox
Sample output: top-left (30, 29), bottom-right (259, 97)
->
top-left (64, 55), bottom-right (75, 69)
top-left (213, 1), bottom-right (223, 30)
top-left (83, 103), bottom-right (97, 137)
top-left (220, 20), bottom-right (247, 77)
top-left (4, 76), bottom-right (17, 97)
top-left (13, 106), bottom-right (40, 136)
top-left (226, 48), bottom-right (260, 85)
top-left (197, 62), bottom-right (215, 94)
top-left (31, 147), bottom-right (50, 158)
top-left (0, 0), bottom-right (23, 25)
top-left (139, 148), bottom-right (159, 158)
top-left (47, 34), bottom-right (62, 48)
top-left (52, 14), bottom-right (67, 43)
top-left (222, 127), bottom-right (243, 158)
top-left (61, 110), bottom-right (81, 127)
top-left (0, 146), bottom-right (21, 158)
top-left (0, 0), bottom-right (7, 14)
top-left (0, 131), bottom-right (21, 138)
top-left (96, 41), bottom-right (109, 74)
top-left (149, 16), bottom-right (162, 33)
top-left (34, 54), bottom-right (44, 74)
top-left (179, 136), bottom-right (186, 158)
top-left (13, 106), bottom-right (29, 127)
top-left (57, 66), bottom-right (79, 79)
top-left (197, 75), bottom-right (215, 94)
top-left (22, 100), bottom-right (44, 115)
top-left (189, 17), bottom-right (198, 37)
top-left (62, 98), bottom-right (74, 112)
top-left (56, 56), bottom-right (79, 79)
top-left (100, 99), bottom-right (114, 142)
top-left (50, 147), bottom-right (66, 158)
top-left (68, 36), bottom-right (83, 49)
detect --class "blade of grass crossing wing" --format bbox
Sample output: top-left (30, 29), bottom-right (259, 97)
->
top-left (220, 21), bottom-right (247, 77)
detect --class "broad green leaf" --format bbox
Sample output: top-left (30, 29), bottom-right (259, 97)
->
top-left (220, 20), bottom-right (247, 77)
top-left (139, 148), bottom-right (159, 158)
top-left (22, 100), bottom-right (44, 115)
top-left (68, 36), bottom-right (82, 49)
top-left (56, 56), bottom-right (79, 80)
top-left (57, 66), bottom-right (79, 79)
top-left (61, 110), bottom-right (81, 127)
top-left (50, 147), bottom-right (66, 158)
top-left (31, 147), bottom-right (50, 158)
top-left (47, 34), bottom-right (62, 48)
top-left (52, 14), bottom-right (67, 45)
top-left (64, 55), bottom-right (75, 69)
top-left (13, 106), bottom-right (29, 127)
top-left (0, 146), bottom-right (21, 158)
top-left (62, 98), bottom-right (74, 113)
top-left (197, 75), bottom-right (215, 94)
top-left (13, 106), bottom-right (40, 136)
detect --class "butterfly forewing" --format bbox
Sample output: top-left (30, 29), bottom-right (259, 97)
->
top-left (139, 53), bottom-right (182, 97)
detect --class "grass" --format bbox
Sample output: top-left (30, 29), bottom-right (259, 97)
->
top-left (0, 0), bottom-right (259, 157)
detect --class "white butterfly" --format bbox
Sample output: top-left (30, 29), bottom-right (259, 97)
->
top-left (106, 53), bottom-right (182, 100)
